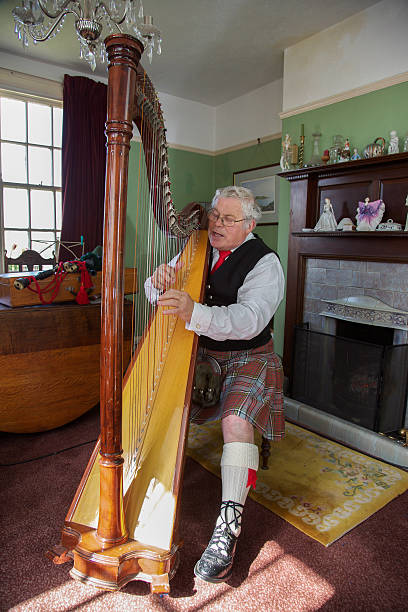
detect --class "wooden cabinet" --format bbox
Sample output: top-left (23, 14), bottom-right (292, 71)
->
top-left (281, 152), bottom-right (408, 378)
top-left (0, 301), bottom-right (134, 433)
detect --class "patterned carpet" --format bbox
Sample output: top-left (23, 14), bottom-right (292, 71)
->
top-left (187, 420), bottom-right (408, 546)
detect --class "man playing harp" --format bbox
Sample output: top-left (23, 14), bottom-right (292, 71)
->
top-left (145, 185), bottom-right (285, 583)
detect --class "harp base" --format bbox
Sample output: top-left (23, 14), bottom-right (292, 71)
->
top-left (55, 522), bottom-right (179, 594)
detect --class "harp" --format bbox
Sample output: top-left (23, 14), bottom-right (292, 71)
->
top-left (49, 34), bottom-right (209, 594)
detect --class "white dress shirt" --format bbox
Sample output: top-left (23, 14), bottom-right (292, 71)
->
top-left (144, 233), bottom-right (285, 342)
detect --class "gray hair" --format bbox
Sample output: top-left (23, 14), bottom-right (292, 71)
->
top-left (211, 185), bottom-right (262, 226)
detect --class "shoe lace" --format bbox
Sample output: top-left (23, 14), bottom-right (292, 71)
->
top-left (220, 500), bottom-right (243, 533)
top-left (208, 524), bottom-right (236, 558)
top-left (206, 501), bottom-right (243, 557)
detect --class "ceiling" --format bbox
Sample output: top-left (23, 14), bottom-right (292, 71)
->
top-left (0, 0), bottom-right (381, 106)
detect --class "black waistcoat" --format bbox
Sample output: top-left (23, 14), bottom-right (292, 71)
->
top-left (199, 235), bottom-right (275, 351)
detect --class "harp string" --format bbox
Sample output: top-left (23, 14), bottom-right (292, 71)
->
top-left (122, 68), bottom-right (199, 483)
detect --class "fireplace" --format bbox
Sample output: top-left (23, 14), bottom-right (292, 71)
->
top-left (293, 264), bottom-right (408, 433)
top-left (280, 153), bottom-right (408, 466)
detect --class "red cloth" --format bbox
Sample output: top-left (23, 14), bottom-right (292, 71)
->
top-left (247, 468), bottom-right (257, 489)
top-left (211, 250), bottom-right (232, 273)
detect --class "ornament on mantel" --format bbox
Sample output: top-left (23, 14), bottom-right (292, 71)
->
top-left (280, 133), bottom-right (292, 170)
top-left (356, 197), bottom-right (385, 231)
top-left (321, 149), bottom-right (330, 164)
top-left (339, 138), bottom-right (351, 162)
top-left (405, 194), bottom-right (408, 232)
top-left (314, 197), bottom-right (338, 231)
top-left (388, 130), bottom-right (399, 154)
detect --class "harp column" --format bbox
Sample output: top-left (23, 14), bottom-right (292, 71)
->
top-left (97, 34), bottom-right (144, 545)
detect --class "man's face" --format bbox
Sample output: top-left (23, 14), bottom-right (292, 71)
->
top-left (208, 197), bottom-right (255, 251)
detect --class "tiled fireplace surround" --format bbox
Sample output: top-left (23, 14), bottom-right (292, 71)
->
top-left (285, 257), bottom-right (408, 467)
top-left (303, 259), bottom-right (408, 333)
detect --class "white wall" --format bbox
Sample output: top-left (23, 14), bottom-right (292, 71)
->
top-left (0, 50), bottom-right (215, 152)
top-left (282, 0), bottom-right (408, 113)
top-left (159, 92), bottom-right (215, 152)
top-left (215, 79), bottom-right (283, 151)
top-left (0, 50), bottom-right (98, 91)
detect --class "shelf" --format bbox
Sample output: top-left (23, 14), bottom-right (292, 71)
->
top-left (279, 151), bottom-right (408, 181)
top-left (292, 231), bottom-right (408, 237)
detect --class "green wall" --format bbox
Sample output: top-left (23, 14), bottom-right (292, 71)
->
top-left (167, 148), bottom-right (214, 210)
top-left (282, 81), bottom-right (408, 167)
top-left (276, 80), bottom-right (408, 358)
top-left (125, 142), bottom-right (214, 268)
top-left (214, 138), bottom-right (282, 252)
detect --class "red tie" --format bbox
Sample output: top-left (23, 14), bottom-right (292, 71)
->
top-left (211, 250), bottom-right (232, 274)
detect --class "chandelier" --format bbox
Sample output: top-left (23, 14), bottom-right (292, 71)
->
top-left (12, 0), bottom-right (162, 71)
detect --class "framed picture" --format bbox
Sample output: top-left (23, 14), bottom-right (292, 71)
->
top-left (233, 163), bottom-right (280, 225)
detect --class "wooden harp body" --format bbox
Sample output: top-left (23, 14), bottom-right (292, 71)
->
top-left (49, 34), bottom-right (209, 594)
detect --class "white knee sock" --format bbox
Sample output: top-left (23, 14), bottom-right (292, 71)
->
top-left (216, 442), bottom-right (259, 537)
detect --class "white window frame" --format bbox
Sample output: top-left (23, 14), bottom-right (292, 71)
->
top-left (0, 71), bottom-right (63, 273)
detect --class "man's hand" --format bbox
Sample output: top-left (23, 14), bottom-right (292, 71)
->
top-left (157, 289), bottom-right (194, 323)
top-left (152, 261), bottom-right (183, 291)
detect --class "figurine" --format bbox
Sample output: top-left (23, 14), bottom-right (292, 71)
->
top-left (356, 197), bottom-right (385, 231)
top-left (321, 149), bottom-right (330, 164)
top-left (351, 148), bottom-right (361, 160)
top-left (364, 137), bottom-right (386, 158)
top-left (314, 197), bottom-right (338, 231)
top-left (339, 138), bottom-right (351, 161)
top-left (337, 217), bottom-right (355, 231)
top-left (280, 133), bottom-right (292, 171)
top-left (388, 130), bottom-right (399, 154)
top-left (405, 194), bottom-right (408, 232)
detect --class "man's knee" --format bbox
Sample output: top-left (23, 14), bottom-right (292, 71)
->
top-left (222, 414), bottom-right (254, 443)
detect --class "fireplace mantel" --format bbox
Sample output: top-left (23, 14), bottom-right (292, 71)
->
top-left (281, 152), bottom-right (408, 378)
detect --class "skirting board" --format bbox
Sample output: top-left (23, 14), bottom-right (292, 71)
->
top-left (284, 397), bottom-right (408, 469)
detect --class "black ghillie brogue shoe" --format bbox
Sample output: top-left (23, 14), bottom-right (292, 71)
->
top-left (194, 501), bottom-right (243, 584)
top-left (194, 524), bottom-right (238, 583)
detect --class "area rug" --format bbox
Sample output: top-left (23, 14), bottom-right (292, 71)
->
top-left (187, 420), bottom-right (408, 546)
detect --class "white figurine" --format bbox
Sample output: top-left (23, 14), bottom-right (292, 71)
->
top-left (280, 133), bottom-right (291, 171)
top-left (388, 130), bottom-right (399, 154)
top-left (356, 197), bottom-right (385, 231)
top-left (314, 197), bottom-right (338, 231)
top-left (405, 194), bottom-right (408, 232)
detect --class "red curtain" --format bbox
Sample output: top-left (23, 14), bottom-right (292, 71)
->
top-left (59, 75), bottom-right (107, 261)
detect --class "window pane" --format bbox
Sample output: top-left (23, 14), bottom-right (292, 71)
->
top-left (56, 191), bottom-right (62, 229)
top-left (28, 102), bottom-right (51, 145)
top-left (53, 107), bottom-right (62, 147)
top-left (5, 230), bottom-right (29, 257)
top-left (31, 189), bottom-right (54, 229)
top-left (3, 187), bottom-right (29, 228)
top-left (1, 97), bottom-right (26, 142)
top-left (54, 148), bottom-right (61, 187)
top-left (28, 145), bottom-right (52, 185)
top-left (1, 142), bottom-right (27, 183)
top-left (31, 231), bottom-right (56, 259)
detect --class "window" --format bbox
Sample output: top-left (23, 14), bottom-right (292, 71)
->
top-left (0, 94), bottom-right (63, 270)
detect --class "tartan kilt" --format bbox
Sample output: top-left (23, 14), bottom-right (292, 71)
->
top-left (190, 339), bottom-right (285, 441)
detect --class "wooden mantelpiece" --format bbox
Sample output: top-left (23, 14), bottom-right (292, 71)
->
top-left (280, 152), bottom-right (408, 379)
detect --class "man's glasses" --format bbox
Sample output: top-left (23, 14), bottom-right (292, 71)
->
top-left (208, 209), bottom-right (247, 227)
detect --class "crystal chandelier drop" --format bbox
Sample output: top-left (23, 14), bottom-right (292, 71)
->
top-left (12, 0), bottom-right (162, 71)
